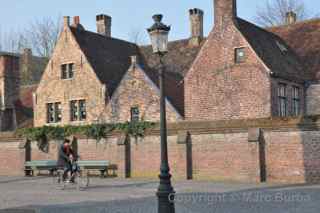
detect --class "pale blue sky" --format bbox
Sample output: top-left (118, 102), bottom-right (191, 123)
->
top-left (0, 0), bottom-right (319, 42)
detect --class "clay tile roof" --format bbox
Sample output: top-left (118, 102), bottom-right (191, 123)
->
top-left (139, 39), bottom-right (205, 116)
top-left (236, 18), bottom-right (305, 83)
top-left (268, 18), bottom-right (320, 81)
top-left (70, 27), bottom-right (140, 97)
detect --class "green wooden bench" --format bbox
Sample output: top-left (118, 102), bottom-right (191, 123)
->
top-left (24, 160), bottom-right (117, 177)
top-left (78, 160), bottom-right (117, 177)
top-left (25, 160), bottom-right (57, 176)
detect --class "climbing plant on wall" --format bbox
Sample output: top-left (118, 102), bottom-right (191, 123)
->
top-left (16, 121), bottom-right (155, 152)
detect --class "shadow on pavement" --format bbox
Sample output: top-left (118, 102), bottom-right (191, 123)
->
top-left (1, 183), bottom-right (319, 213)
top-left (0, 176), bottom-right (48, 185)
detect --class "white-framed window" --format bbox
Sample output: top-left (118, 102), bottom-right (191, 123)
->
top-left (235, 47), bottom-right (246, 63)
top-left (70, 99), bottom-right (86, 121)
top-left (61, 63), bottom-right (74, 79)
top-left (47, 102), bottom-right (62, 123)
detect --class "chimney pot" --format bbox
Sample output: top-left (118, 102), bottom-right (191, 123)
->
top-left (23, 48), bottom-right (32, 56)
top-left (286, 11), bottom-right (297, 25)
top-left (189, 8), bottom-right (204, 47)
top-left (96, 14), bottom-right (112, 37)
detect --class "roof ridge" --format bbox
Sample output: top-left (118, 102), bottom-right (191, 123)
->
top-left (267, 17), bottom-right (320, 30)
top-left (69, 26), bottom-right (138, 47)
top-left (236, 18), bottom-right (279, 38)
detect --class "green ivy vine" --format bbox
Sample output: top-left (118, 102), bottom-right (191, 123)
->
top-left (16, 121), bottom-right (155, 152)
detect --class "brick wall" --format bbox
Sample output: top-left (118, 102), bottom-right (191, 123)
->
top-left (130, 135), bottom-right (187, 179)
top-left (103, 65), bottom-right (182, 123)
top-left (185, 17), bottom-right (272, 121)
top-left (306, 83), bottom-right (320, 115)
top-left (264, 130), bottom-right (320, 183)
top-left (0, 141), bottom-right (25, 176)
top-left (190, 133), bottom-right (260, 182)
top-left (2, 118), bottom-right (320, 183)
top-left (34, 26), bottom-right (106, 127)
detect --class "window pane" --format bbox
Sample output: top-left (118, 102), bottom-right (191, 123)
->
top-left (70, 101), bottom-right (78, 121)
top-left (68, 63), bottom-right (74, 78)
top-left (235, 48), bottom-right (245, 63)
top-left (47, 103), bottom-right (55, 123)
top-left (292, 87), bottom-right (300, 116)
top-left (130, 107), bottom-right (139, 122)
top-left (79, 100), bottom-right (86, 121)
top-left (55, 102), bottom-right (62, 122)
top-left (61, 64), bottom-right (67, 79)
top-left (278, 84), bottom-right (287, 117)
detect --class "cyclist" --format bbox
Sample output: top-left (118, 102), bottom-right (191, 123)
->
top-left (57, 139), bottom-right (75, 182)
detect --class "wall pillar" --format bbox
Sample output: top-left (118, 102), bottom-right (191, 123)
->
top-left (248, 128), bottom-right (266, 182)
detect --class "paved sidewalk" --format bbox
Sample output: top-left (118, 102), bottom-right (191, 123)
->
top-left (0, 176), bottom-right (319, 213)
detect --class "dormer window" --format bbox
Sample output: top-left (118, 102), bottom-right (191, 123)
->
top-left (235, 47), bottom-right (245, 63)
top-left (61, 63), bottom-right (74, 79)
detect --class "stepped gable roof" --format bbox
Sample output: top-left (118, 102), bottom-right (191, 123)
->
top-left (235, 18), bottom-right (305, 83)
top-left (268, 18), bottom-right (320, 81)
top-left (70, 26), bottom-right (140, 97)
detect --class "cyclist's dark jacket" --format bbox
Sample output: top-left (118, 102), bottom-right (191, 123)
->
top-left (57, 144), bottom-right (74, 167)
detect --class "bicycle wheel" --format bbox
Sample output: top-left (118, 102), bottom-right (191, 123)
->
top-left (54, 170), bottom-right (66, 190)
top-left (75, 172), bottom-right (89, 191)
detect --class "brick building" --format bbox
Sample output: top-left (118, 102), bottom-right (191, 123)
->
top-left (0, 50), bottom-right (47, 131)
top-left (2, 0), bottom-right (320, 184)
top-left (1, 0), bottom-right (319, 127)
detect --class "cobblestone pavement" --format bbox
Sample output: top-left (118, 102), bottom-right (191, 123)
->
top-left (0, 176), bottom-right (319, 213)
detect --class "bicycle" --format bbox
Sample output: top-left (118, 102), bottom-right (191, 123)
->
top-left (53, 158), bottom-right (89, 191)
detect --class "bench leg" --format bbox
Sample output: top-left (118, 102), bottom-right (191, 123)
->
top-left (100, 170), bottom-right (106, 178)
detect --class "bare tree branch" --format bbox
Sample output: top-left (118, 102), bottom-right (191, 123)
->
top-left (0, 16), bottom-right (61, 57)
top-left (0, 29), bottom-right (27, 53)
top-left (255, 0), bottom-right (312, 27)
top-left (127, 28), bottom-right (147, 45)
top-left (25, 16), bottom-right (62, 57)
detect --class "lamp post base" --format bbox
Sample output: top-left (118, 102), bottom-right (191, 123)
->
top-left (157, 173), bottom-right (175, 213)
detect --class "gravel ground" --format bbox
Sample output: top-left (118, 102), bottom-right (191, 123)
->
top-left (0, 176), bottom-right (319, 213)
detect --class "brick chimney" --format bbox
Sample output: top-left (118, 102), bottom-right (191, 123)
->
top-left (0, 55), bottom-right (20, 108)
top-left (20, 48), bottom-right (32, 85)
top-left (71, 16), bottom-right (85, 30)
top-left (96, 14), bottom-right (112, 37)
top-left (285, 11), bottom-right (297, 25)
top-left (189, 8), bottom-right (204, 47)
top-left (63, 16), bottom-right (70, 29)
top-left (130, 55), bottom-right (141, 70)
top-left (214, 0), bottom-right (237, 28)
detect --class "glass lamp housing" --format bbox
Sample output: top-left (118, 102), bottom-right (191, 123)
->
top-left (147, 14), bottom-right (171, 55)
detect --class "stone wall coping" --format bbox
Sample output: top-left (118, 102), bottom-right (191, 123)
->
top-left (1, 115), bottom-right (320, 141)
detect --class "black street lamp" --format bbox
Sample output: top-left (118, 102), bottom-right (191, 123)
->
top-left (147, 14), bottom-right (175, 213)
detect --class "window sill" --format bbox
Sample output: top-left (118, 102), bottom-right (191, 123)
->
top-left (45, 122), bottom-right (62, 126)
top-left (70, 120), bottom-right (87, 124)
